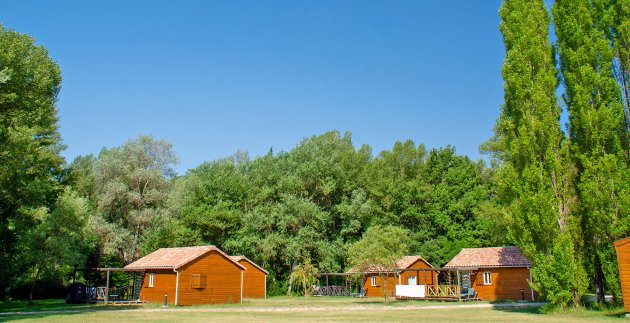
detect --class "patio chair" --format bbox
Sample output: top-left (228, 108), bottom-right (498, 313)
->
top-left (460, 288), bottom-right (477, 300)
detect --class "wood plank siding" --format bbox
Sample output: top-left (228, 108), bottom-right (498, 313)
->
top-left (238, 260), bottom-right (267, 298)
top-left (615, 237), bottom-right (630, 312)
top-left (361, 259), bottom-right (437, 298)
top-left (139, 270), bottom-right (177, 304)
top-left (470, 267), bottom-right (533, 301)
top-left (177, 251), bottom-right (243, 305)
top-left (138, 250), bottom-right (244, 305)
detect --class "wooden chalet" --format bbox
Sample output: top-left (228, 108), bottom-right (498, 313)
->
top-left (614, 237), bottom-right (630, 314)
top-left (124, 246), bottom-right (246, 305)
top-left (444, 246), bottom-right (534, 301)
top-left (229, 256), bottom-right (268, 298)
top-left (347, 255), bottom-right (437, 298)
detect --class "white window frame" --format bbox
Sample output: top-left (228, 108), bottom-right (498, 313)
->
top-left (408, 276), bottom-right (417, 285)
top-left (483, 271), bottom-right (492, 285)
top-left (371, 275), bottom-right (377, 286)
top-left (149, 273), bottom-right (155, 287)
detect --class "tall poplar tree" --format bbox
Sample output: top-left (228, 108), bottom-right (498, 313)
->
top-left (553, 0), bottom-right (630, 303)
top-left (486, 0), bottom-right (586, 306)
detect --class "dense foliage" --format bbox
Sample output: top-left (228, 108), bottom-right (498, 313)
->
top-left (0, 24), bottom-right (72, 301)
top-left (72, 131), bottom-right (497, 296)
top-left (487, 0), bottom-right (630, 306)
top-left (486, 0), bottom-right (587, 306)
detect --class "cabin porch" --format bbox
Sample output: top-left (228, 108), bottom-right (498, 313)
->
top-left (394, 267), bottom-right (480, 301)
top-left (67, 267), bottom-right (145, 304)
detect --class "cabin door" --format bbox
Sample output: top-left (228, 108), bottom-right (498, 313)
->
top-left (408, 276), bottom-right (417, 285)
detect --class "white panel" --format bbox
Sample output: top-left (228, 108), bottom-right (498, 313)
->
top-left (395, 284), bottom-right (425, 298)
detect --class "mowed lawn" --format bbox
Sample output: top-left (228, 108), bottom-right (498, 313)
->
top-left (0, 296), bottom-right (625, 322)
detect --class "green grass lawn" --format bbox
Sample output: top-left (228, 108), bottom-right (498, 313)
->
top-left (0, 296), bottom-right (625, 322)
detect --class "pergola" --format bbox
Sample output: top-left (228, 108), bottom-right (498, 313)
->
top-left (95, 267), bottom-right (144, 304)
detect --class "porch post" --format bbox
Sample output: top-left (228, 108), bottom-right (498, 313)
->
top-left (105, 270), bottom-right (110, 304)
top-left (529, 267), bottom-right (534, 301)
top-left (457, 270), bottom-right (461, 301)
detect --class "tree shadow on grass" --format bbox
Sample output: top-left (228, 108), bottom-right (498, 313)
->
top-left (490, 303), bottom-right (544, 315)
top-left (0, 304), bottom-right (142, 322)
top-left (491, 301), bottom-right (627, 320)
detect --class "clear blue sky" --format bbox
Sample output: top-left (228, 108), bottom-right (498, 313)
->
top-left (4, 0), bottom-right (505, 174)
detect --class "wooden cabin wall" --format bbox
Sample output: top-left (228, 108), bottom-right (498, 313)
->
top-left (239, 260), bottom-right (266, 298)
top-left (399, 260), bottom-right (437, 286)
top-left (361, 259), bottom-right (438, 298)
top-left (362, 275), bottom-right (397, 298)
top-left (139, 270), bottom-right (177, 304)
top-left (470, 267), bottom-right (533, 301)
top-left (615, 238), bottom-right (630, 313)
top-left (177, 251), bottom-right (244, 305)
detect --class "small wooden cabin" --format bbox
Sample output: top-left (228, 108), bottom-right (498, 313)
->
top-left (614, 237), bottom-right (630, 314)
top-left (444, 246), bottom-right (534, 301)
top-left (230, 256), bottom-right (268, 298)
top-left (348, 255), bottom-right (437, 298)
top-left (125, 246), bottom-right (246, 305)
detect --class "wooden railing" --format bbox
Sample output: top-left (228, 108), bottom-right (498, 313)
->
top-left (425, 285), bottom-right (460, 298)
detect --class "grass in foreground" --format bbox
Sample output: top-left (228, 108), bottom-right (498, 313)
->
top-left (0, 296), bottom-right (625, 322)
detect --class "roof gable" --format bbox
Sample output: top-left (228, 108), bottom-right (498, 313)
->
top-left (615, 237), bottom-right (630, 248)
top-left (347, 255), bottom-right (434, 273)
top-left (125, 246), bottom-right (246, 271)
top-left (396, 256), bottom-right (435, 269)
top-left (444, 246), bottom-right (531, 268)
top-left (230, 256), bottom-right (269, 275)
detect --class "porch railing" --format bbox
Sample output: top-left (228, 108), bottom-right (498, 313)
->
top-left (425, 285), bottom-right (460, 298)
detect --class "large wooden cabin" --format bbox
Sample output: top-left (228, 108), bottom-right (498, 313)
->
top-left (615, 237), bottom-right (630, 314)
top-left (125, 246), bottom-right (246, 305)
top-left (348, 255), bottom-right (437, 298)
top-left (444, 246), bottom-right (534, 301)
top-left (230, 256), bottom-right (268, 298)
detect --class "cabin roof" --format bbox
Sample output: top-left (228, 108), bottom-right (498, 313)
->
top-left (125, 246), bottom-right (246, 271)
top-left (229, 256), bottom-right (269, 275)
top-left (615, 237), bottom-right (630, 248)
top-left (396, 255), bottom-right (434, 269)
top-left (346, 255), bottom-right (434, 273)
top-left (444, 246), bottom-right (531, 268)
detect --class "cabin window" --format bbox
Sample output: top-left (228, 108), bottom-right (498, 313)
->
top-left (408, 276), bottom-right (417, 285)
top-left (148, 273), bottom-right (154, 287)
top-left (483, 271), bottom-right (492, 285)
top-left (191, 273), bottom-right (207, 289)
top-left (371, 276), bottom-right (377, 286)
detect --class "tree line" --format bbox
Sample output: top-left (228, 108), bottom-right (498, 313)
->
top-left (1, 0), bottom-right (628, 306)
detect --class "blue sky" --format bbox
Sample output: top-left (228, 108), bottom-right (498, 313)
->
top-left (4, 0), bottom-right (505, 173)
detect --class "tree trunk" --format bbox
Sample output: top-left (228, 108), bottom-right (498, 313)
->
top-left (381, 273), bottom-right (389, 303)
top-left (594, 252), bottom-right (606, 303)
top-left (28, 263), bottom-right (44, 306)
